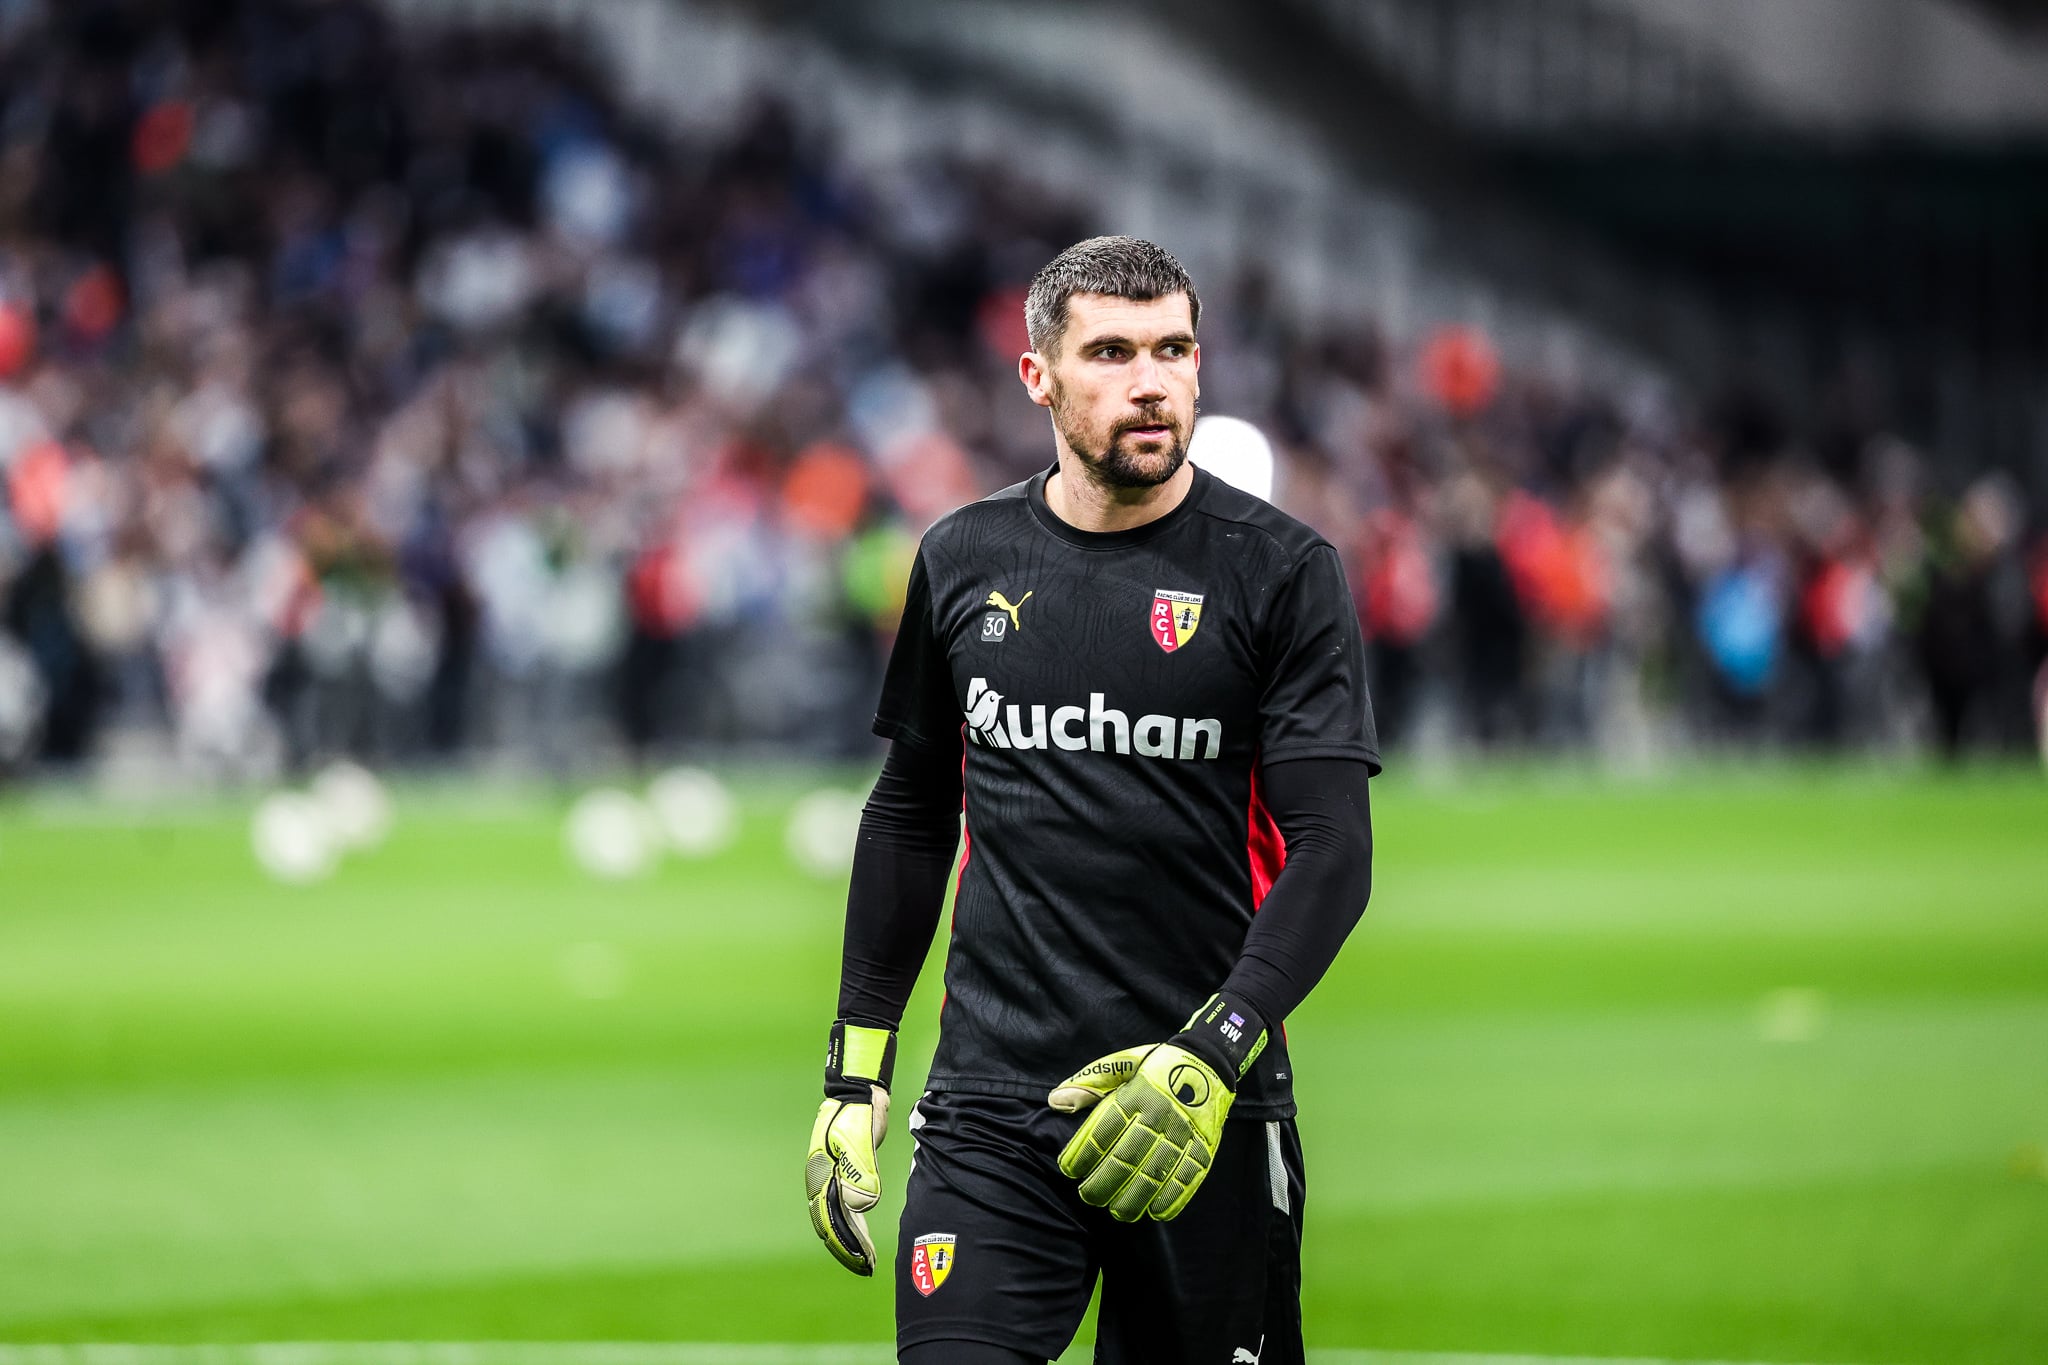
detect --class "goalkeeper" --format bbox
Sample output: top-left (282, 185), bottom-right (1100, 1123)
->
top-left (806, 236), bottom-right (1378, 1364)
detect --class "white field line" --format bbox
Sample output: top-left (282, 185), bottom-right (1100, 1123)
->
top-left (0, 1347), bottom-right (1852, 1365)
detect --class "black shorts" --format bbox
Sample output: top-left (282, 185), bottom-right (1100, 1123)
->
top-left (896, 1090), bottom-right (1307, 1363)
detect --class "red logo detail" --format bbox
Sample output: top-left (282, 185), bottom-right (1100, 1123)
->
top-left (1151, 598), bottom-right (1178, 653)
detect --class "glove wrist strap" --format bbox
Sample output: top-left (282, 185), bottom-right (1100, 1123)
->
top-left (826, 1020), bottom-right (897, 1098)
top-left (1173, 991), bottom-right (1268, 1087)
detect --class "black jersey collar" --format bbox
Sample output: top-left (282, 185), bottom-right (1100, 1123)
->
top-left (1027, 461), bottom-right (1210, 550)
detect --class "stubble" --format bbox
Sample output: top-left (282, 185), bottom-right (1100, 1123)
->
top-left (1050, 378), bottom-right (1195, 490)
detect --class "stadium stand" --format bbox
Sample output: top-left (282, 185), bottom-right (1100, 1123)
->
top-left (0, 0), bottom-right (2043, 780)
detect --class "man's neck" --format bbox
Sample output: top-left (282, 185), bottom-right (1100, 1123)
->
top-left (1045, 450), bottom-right (1194, 535)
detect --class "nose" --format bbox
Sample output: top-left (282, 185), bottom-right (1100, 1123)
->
top-left (1128, 354), bottom-right (1169, 404)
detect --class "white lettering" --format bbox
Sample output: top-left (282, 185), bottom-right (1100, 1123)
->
top-left (964, 686), bottom-right (1221, 761)
top-left (1088, 693), bottom-right (1129, 755)
top-left (1180, 718), bottom-right (1222, 761)
top-left (1007, 704), bottom-right (1047, 750)
top-left (1133, 714), bottom-right (1177, 758)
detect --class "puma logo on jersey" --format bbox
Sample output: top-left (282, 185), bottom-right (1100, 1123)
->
top-left (964, 677), bottom-right (1222, 761)
top-left (985, 589), bottom-right (1032, 629)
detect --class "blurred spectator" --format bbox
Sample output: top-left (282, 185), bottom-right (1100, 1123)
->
top-left (1914, 477), bottom-right (2028, 760)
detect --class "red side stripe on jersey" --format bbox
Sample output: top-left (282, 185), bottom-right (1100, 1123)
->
top-left (1246, 760), bottom-right (1288, 909)
top-left (954, 731), bottom-right (971, 892)
top-left (942, 728), bottom-right (969, 1018)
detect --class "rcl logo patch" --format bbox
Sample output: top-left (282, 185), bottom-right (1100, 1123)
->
top-left (911, 1232), bottom-right (956, 1296)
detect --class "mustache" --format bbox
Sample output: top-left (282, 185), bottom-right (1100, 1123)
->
top-left (1114, 409), bottom-right (1177, 435)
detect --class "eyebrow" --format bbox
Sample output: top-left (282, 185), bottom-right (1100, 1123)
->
top-left (1080, 331), bottom-right (1198, 352)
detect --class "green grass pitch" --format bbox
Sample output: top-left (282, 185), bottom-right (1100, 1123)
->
top-left (1, 765), bottom-right (2044, 1362)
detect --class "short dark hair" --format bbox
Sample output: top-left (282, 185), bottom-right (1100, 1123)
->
top-left (1024, 235), bottom-right (1199, 358)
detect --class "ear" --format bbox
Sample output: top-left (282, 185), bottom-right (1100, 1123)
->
top-left (1018, 350), bottom-right (1054, 409)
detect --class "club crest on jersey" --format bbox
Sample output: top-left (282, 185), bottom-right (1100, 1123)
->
top-left (1151, 589), bottom-right (1204, 653)
top-left (911, 1232), bottom-right (956, 1296)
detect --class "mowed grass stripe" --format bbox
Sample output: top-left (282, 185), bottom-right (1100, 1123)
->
top-left (0, 1347), bottom-right (1860, 1365)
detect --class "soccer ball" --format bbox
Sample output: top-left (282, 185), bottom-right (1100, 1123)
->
top-left (785, 788), bottom-right (864, 879)
top-left (564, 789), bottom-right (660, 879)
top-left (251, 792), bottom-right (340, 885)
top-left (646, 766), bottom-right (738, 857)
top-left (311, 760), bottom-right (392, 852)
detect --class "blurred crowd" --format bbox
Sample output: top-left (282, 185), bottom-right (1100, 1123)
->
top-left (1, 0), bottom-right (2045, 782)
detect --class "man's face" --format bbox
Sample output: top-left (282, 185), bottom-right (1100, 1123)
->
top-left (1027, 292), bottom-right (1200, 489)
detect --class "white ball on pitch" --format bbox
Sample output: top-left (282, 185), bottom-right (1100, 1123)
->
top-left (646, 766), bottom-right (738, 858)
top-left (251, 791), bottom-right (341, 885)
top-left (311, 760), bottom-right (392, 852)
top-left (1189, 414), bottom-right (1275, 501)
top-left (565, 788), bottom-right (659, 879)
top-left (785, 788), bottom-right (864, 879)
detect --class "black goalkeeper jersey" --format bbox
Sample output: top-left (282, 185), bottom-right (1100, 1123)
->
top-left (874, 463), bottom-right (1380, 1119)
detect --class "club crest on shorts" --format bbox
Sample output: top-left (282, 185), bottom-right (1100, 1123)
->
top-left (1151, 589), bottom-right (1204, 653)
top-left (910, 1232), bottom-right (956, 1296)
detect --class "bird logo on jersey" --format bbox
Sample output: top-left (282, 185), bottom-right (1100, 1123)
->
top-left (964, 677), bottom-right (1009, 746)
top-left (1151, 589), bottom-right (1204, 652)
top-left (911, 1232), bottom-right (956, 1296)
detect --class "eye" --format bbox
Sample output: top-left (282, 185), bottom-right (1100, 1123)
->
top-left (1095, 346), bottom-right (1127, 360)
top-left (1160, 344), bottom-right (1187, 359)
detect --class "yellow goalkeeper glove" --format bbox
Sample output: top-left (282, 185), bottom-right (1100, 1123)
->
top-left (805, 1020), bottom-right (896, 1275)
top-left (1048, 992), bottom-right (1268, 1222)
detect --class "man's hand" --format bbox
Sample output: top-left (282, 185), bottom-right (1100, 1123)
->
top-left (1047, 992), bottom-right (1268, 1222)
top-left (806, 1021), bottom-right (897, 1275)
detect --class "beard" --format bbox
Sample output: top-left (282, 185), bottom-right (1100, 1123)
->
top-left (1051, 383), bottom-right (1195, 489)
